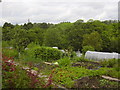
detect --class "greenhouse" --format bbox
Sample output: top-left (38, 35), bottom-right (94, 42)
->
top-left (85, 51), bottom-right (120, 60)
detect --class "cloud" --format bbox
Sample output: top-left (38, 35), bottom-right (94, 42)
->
top-left (0, 0), bottom-right (119, 25)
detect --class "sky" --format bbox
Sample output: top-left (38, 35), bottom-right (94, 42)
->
top-left (0, 0), bottom-right (119, 26)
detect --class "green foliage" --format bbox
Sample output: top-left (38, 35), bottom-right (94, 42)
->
top-left (99, 79), bottom-right (119, 87)
top-left (24, 45), bottom-right (63, 62)
top-left (22, 22), bottom-right (33, 30)
top-left (57, 57), bottom-right (71, 67)
top-left (113, 64), bottom-right (119, 71)
top-left (68, 28), bottom-right (84, 51)
top-left (82, 45), bottom-right (95, 54)
top-left (2, 48), bottom-right (18, 58)
top-left (2, 55), bottom-right (45, 88)
top-left (72, 55), bottom-right (89, 62)
top-left (100, 59), bottom-right (118, 67)
top-left (2, 65), bottom-right (31, 88)
top-left (99, 59), bottom-right (120, 78)
top-left (20, 44), bottom-right (40, 62)
top-left (62, 47), bottom-right (76, 58)
top-left (2, 19), bottom-right (120, 53)
top-left (82, 31), bottom-right (102, 51)
top-left (70, 51), bottom-right (77, 58)
top-left (2, 22), bottom-right (14, 29)
top-left (106, 69), bottom-right (120, 78)
top-left (27, 42), bottom-right (40, 48)
top-left (34, 47), bottom-right (63, 61)
top-left (2, 41), bottom-right (10, 47)
top-left (53, 66), bottom-right (110, 88)
top-left (44, 22), bottom-right (72, 49)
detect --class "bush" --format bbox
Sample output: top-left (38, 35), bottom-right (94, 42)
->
top-left (72, 55), bottom-right (89, 62)
top-left (82, 45), bottom-right (95, 54)
top-left (100, 59), bottom-right (118, 67)
top-left (58, 57), bottom-right (71, 67)
top-left (2, 41), bottom-right (9, 48)
top-left (113, 64), bottom-right (119, 71)
top-left (27, 42), bottom-right (40, 49)
top-left (24, 46), bottom-right (63, 62)
top-left (20, 43), bottom-right (40, 62)
top-left (70, 51), bottom-right (77, 58)
top-left (2, 48), bottom-right (18, 58)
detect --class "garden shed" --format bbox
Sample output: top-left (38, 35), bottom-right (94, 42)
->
top-left (85, 51), bottom-right (120, 61)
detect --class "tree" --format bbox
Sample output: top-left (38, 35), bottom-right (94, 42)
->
top-left (68, 28), bottom-right (84, 51)
top-left (82, 31), bottom-right (102, 51)
top-left (27, 27), bottom-right (45, 46)
top-left (3, 22), bottom-right (14, 29)
top-left (44, 22), bottom-right (73, 49)
top-left (22, 22), bottom-right (33, 30)
top-left (82, 45), bottom-right (95, 54)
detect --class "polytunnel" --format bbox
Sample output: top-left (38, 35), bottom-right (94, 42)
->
top-left (85, 51), bottom-right (120, 61)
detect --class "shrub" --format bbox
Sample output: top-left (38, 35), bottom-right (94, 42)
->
top-left (27, 42), bottom-right (40, 49)
top-left (2, 55), bottom-right (30, 88)
top-left (113, 64), bottom-right (119, 71)
top-left (2, 48), bottom-right (18, 58)
top-left (72, 55), bottom-right (89, 62)
top-left (82, 45), bottom-right (95, 54)
top-left (100, 59), bottom-right (118, 67)
top-left (24, 46), bottom-right (63, 62)
top-left (58, 57), bottom-right (71, 67)
top-left (70, 51), bottom-right (77, 58)
top-left (2, 41), bottom-right (10, 48)
top-left (34, 47), bottom-right (63, 61)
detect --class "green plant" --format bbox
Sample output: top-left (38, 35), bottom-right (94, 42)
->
top-left (100, 59), bottom-right (118, 67)
top-left (2, 54), bottom-right (54, 88)
top-left (52, 66), bottom-right (110, 88)
top-left (2, 41), bottom-right (10, 48)
top-left (57, 57), bottom-right (71, 67)
top-left (99, 79), bottom-right (119, 87)
top-left (113, 63), bottom-right (119, 71)
top-left (27, 42), bottom-right (40, 49)
top-left (34, 46), bottom-right (63, 61)
top-left (72, 55), bottom-right (89, 62)
top-left (99, 79), bottom-right (110, 87)
top-left (82, 45), bottom-right (95, 54)
top-left (2, 48), bottom-right (18, 58)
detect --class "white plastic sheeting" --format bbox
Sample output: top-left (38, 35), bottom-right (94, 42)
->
top-left (60, 50), bottom-right (65, 53)
top-left (52, 47), bottom-right (58, 49)
top-left (85, 51), bottom-right (120, 60)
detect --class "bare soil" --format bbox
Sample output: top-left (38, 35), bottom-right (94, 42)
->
top-left (73, 76), bottom-right (119, 88)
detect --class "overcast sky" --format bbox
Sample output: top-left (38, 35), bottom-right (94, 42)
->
top-left (0, 0), bottom-right (119, 26)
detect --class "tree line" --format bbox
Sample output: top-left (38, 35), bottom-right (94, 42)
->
top-left (2, 19), bottom-right (120, 53)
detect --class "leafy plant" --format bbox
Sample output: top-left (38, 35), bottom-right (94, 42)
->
top-left (72, 55), bottom-right (89, 62)
top-left (57, 57), bottom-right (71, 67)
top-left (2, 48), bottom-right (18, 58)
top-left (100, 58), bottom-right (118, 67)
top-left (99, 79), bottom-right (119, 87)
top-left (34, 46), bottom-right (63, 61)
top-left (82, 45), bottom-right (95, 54)
top-left (2, 54), bottom-right (54, 88)
top-left (52, 66), bottom-right (110, 88)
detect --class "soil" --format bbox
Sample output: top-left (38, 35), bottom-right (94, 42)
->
top-left (73, 76), bottom-right (119, 88)
top-left (72, 61), bottom-right (101, 69)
